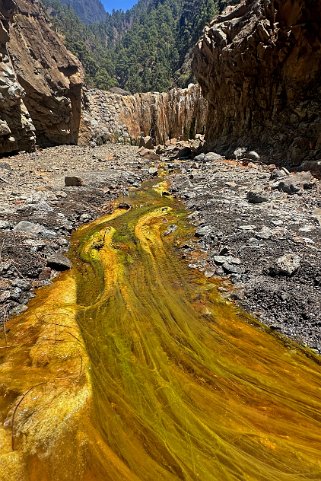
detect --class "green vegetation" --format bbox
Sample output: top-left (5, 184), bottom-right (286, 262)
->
top-left (42, 0), bottom-right (234, 92)
top-left (59, 0), bottom-right (106, 24)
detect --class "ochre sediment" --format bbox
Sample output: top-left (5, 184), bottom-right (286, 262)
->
top-left (1, 182), bottom-right (321, 480)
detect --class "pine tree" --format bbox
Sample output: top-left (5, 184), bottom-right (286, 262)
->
top-left (42, 0), bottom-right (234, 92)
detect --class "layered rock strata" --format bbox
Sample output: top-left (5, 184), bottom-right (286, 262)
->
top-left (193, 0), bottom-right (321, 167)
top-left (80, 84), bottom-right (207, 146)
top-left (0, 0), bottom-right (84, 155)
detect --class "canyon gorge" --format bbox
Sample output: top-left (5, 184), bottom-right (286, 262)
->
top-left (1, 1), bottom-right (321, 480)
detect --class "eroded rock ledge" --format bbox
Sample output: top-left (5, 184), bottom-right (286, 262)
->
top-left (80, 84), bottom-right (207, 146)
top-left (0, 0), bottom-right (83, 155)
top-left (193, 0), bottom-right (321, 168)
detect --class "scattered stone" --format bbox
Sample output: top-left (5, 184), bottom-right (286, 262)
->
top-left (118, 203), bottom-right (131, 210)
top-left (10, 287), bottom-right (22, 301)
top-left (234, 147), bottom-right (247, 159)
top-left (148, 167), bottom-right (158, 176)
top-left (65, 176), bottom-right (83, 187)
top-left (204, 270), bottom-right (215, 278)
top-left (138, 147), bottom-right (160, 161)
top-left (273, 179), bottom-right (301, 195)
top-left (195, 225), bottom-right (212, 237)
top-left (269, 254), bottom-right (301, 276)
top-left (0, 220), bottom-right (10, 229)
top-left (270, 169), bottom-right (288, 180)
top-left (204, 152), bottom-right (224, 162)
top-left (13, 221), bottom-right (56, 238)
top-left (271, 219), bottom-right (283, 226)
top-left (0, 290), bottom-right (11, 303)
top-left (255, 226), bottom-right (273, 240)
top-left (194, 153), bottom-right (205, 162)
top-left (226, 181), bottom-right (237, 188)
top-left (222, 263), bottom-right (243, 274)
top-left (247, 151), bottom-right (260, 162)
top-left (213, 255), bottom-right (241, 265)
top-left (175, 146), bottom-right (192, 159)
top-left (139, 136), bottom-right (154, 150)
top-left (247, 191), bottom-right (269, 204)
top-left (238, 225), bottom-right (256, 231)
top-left (300, 160), bottom-right (321, 177)
top-left (46, 253), bottom-right (71, 271)
top-left (80, 213), bottom-right (92, 222)
top-left (0, 162), bottom-right (12, 171)
top-left (164, 224), bottom-right (178, 236)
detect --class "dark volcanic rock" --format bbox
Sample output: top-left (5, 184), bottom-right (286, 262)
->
top-left (247, 191), bottom-right (269, 204)
top-left (65, 176), bottom-right (83, 187)
top-left (193, 0), bottom-right (321, 168)
top-left (47, 254), bottom-right (71, 271)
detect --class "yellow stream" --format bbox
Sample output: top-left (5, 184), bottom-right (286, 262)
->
top-left (1, 181), bottom-right (321, 481)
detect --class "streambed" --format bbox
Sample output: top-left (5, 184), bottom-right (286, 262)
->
top-left (1, 180), bottom-right (321, 480)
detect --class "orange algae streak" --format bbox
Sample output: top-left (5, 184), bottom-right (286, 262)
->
top-left (1, 181), bottom-right (321, 480)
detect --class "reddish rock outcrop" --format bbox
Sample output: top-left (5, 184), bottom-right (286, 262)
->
top-left (193, 0), bottom-right (321, 167)
top-left (80, 84), bottom-right (207, 146)
top-left (0, 0), bottom-right (84, 155)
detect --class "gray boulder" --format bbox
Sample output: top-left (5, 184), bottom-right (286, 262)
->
top-left (204, 152), bottom-right (224, 162)
top-left (46, 253), bottom-right (71, 271)
top-left (14, 221), bottom-right (56, 238)
top-left (269, 254), bottom-right (301, 276)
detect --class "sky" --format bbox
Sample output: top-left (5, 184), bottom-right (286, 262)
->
top-left (101, 0), bottom-right (138, 12)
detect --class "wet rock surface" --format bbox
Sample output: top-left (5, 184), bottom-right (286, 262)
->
top-left (0, 143), bottom-right (152, 320)
top-left (169, 155), bottom-right (321, 353)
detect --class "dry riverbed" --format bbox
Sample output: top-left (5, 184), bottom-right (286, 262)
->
top-left (0, 143), bottom-right (321, 353)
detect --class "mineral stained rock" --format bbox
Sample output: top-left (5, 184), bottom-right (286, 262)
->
top-left (0, 0), bottom-right (84, 155)
top-left (193, 0), bottom-right (321, 168)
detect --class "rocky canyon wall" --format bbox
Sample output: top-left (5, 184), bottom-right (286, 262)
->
top-left (0, 0), bottom-right (83, 155)
top-left (80, 84), bottom-right (207, 146)
top-left (193, 0), bottom-right (321, 167)
top-left (0, 0), bottom-right (35, 154)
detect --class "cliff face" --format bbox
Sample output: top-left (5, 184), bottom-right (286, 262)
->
top-left (81, 84), bottom-right (207, 146)
top-left (193, 0), bottom-right (321, 167)
top-left (0, 0), bottom-right (84, 155)
top-left (0, 0), bottom-right (35, 154)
